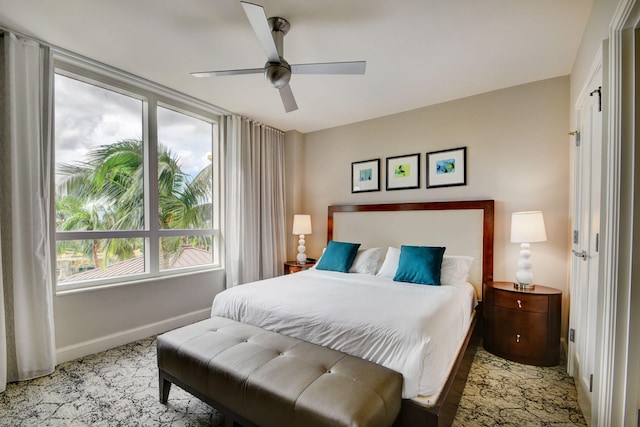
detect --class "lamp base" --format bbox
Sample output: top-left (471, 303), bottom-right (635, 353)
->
top-left (296, 234), bottom-right (307, 264)
top-left (514, 282), bottom-right (536, 290)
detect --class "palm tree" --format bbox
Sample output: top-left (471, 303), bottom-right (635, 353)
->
top-left (57, 138), bottom-right (145, 231)
top-left (55, 195), bottom-right (106, 269)
top-left (56, 138), bottom-right (212, 270)
top-left (156, 145), bottom-right (212, 267)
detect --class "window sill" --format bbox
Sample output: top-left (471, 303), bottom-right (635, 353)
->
top-left (55, 266), bottom-right (224, 297)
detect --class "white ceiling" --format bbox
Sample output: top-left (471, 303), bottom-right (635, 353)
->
top-left (0, 0), bottom-right (592, 133)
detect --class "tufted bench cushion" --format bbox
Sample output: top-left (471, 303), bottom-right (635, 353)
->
top-left (157, 316), bottom-right (403, 427)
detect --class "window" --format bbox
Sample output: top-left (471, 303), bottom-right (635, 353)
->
top-left (54, 61), bottom-right (220, 291)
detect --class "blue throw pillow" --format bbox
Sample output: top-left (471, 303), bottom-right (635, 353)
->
top-left (315, 241), bottom-right (361, 273)
top-left (393, 245), bottom-right (446, 285)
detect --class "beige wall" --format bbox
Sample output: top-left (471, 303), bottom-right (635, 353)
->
top-left (284, 130), bottom-right (306, 253)
top-left (287, 76), bottom-right (571, 338)
top-left (54, 270), bottom-right (224, 362)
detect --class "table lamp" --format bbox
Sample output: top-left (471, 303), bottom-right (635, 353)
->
top-left (510, 211), bottom-right (547, 289)
top-left (292, 214), bottom-right (312, 264)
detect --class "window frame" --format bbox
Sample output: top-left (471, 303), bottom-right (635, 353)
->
top-left (53, 56), bottom-right (222, 293)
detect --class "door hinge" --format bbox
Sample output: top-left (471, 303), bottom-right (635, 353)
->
top-left (590, 86), bottom-right (602, 112)
top-left (595, 233), bottom-right (599, 252)
top-left (573, 230), bottom-right (579, 244)
top-left (589, 374), bottom-right (594, 392)
top-left (569, 328), bottom-right (575, 342)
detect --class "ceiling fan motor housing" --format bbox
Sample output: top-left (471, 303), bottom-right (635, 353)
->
top-left (265, 58), bottom-right (291, 88)
top-left (264, 16), bottom-right (291, 89)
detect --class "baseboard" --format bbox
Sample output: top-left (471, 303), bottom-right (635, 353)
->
top-left (55, 308), bottom-right (210, 364)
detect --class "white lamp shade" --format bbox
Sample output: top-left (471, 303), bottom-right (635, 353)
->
top-left (511, 211), bottom-right (547, 243)
top-left (292, 214), bottom-right (312, 235)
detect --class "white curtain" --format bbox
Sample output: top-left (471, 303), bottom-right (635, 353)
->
top-left (225, 115), bottom-right (287, 287)
top-left (0, 33), bottom-right (56, 393)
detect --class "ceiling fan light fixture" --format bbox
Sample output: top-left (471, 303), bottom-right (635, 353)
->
top-left (265, 60), bottom-right (291, 88)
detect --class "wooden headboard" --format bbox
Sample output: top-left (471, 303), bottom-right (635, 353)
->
top-left (327, 200), bottom-right (494, 297)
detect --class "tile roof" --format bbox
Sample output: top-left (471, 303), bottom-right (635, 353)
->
top-left (59, 246), bottom-right (212, 283)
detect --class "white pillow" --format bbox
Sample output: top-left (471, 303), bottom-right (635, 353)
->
top-left (440, 255), bottom-right (474, 286)
top-left (376, 247), bottom-right (400, 279)
top-left (376, 247), bottom-right (473, 285)
top-left (349, 247), bottom-right (384, 275)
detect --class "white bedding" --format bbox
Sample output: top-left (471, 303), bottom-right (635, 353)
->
top-left (210, 269), bottom-right (476, 399)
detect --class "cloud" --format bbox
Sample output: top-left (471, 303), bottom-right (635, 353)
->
top-left (157, 106), bottom-right (214, 178)
top-left (54, 74), bottom-right (217, 180)
top-left (55, 74), bottom-right (142, 170)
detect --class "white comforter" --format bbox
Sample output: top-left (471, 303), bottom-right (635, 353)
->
top-left (210, 269), bottom-right (476, 398)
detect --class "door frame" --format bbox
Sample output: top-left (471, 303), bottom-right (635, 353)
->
top-left (568, 49), bottom-right (602, 425)
top-left (593, 0), bottom-right (640, 425)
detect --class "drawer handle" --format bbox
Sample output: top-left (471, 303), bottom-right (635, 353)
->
top-left (516, 299), bottom-right (522, 309)
top-left (516, 334), bottom-right (521, 343)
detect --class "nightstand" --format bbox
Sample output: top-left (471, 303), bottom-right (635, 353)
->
top-left (284, 260), bottom-right (315, 274)
top-left (483, 281), bottom-right (561, 366)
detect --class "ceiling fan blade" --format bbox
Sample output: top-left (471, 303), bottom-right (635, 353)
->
top-left (241, 1), bottom-right (280, 63)
top-left (279, 85), bottom-right (298, 112)
top-left (290, 61), bottom-right (366, 75)
top-left (191, 68), bottom-right (263, 78)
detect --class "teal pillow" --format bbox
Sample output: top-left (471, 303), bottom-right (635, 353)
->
top-left (393, 245), bottom-right (446, 285)
top-left (315, 241), bottom-right (361, 273)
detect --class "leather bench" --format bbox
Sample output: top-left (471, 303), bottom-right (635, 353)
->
top-left (157, 316), bottom-right (403, 427)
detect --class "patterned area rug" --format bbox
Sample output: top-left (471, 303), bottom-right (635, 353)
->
top-left (453, 346), bottom-right (586, 426)
top-left (0, 337), bottom-right (223, 427)
top-left (0, 337), bottom-right (586, 426)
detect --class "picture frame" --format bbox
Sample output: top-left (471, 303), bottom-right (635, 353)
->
top-left (426, 147), bottom-right (467, 188)
top-left (351, 158), bottom-right (380, 193)
top-left (386, 153), bottom-right (420, 190)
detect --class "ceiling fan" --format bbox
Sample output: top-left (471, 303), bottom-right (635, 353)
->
top-left (191, 1), bottom-right (366, 113)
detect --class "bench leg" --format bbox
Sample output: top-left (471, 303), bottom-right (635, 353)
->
top-left (159, 371), bottom-right (172, 404)
top-left (223, 413), bottom-right (243, 427)
top-left (157, 369), bottom-right (252, 427)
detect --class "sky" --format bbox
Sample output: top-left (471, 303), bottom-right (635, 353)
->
top-left (54, 73), bottom-right (216, 182)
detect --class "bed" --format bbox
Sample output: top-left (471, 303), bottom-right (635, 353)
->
top-left (212, 200), bottom-right (494, 426)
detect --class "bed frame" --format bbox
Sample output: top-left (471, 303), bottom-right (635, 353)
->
top-left (327, 199), bottom-right (495, 427)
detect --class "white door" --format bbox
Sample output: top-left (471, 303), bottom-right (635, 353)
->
top-left (567, 64), bottom-right (602, 426)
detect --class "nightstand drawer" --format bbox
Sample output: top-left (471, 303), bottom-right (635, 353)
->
top-left (493, 290), bottom-right (548, 313)
top-left (287, 264), bottom-right (306, 273)
top-left (493, 307), bottom-right (548, 358)
top-left (284, 261), bottom-right (315, 274)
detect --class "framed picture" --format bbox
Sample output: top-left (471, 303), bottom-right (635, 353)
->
top-left (386, 153), bottom-right (420, 190)
top-left (351, 158), bottom-right (380, 193)
top-left (426, 147), bottom-right (467, 188)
